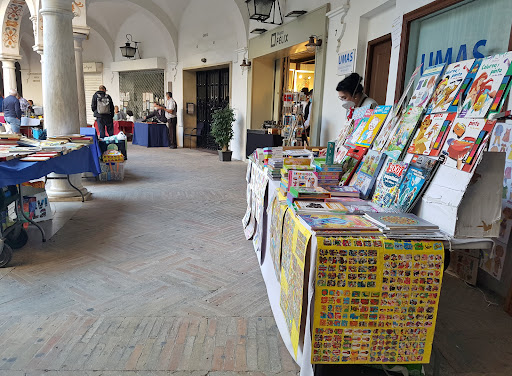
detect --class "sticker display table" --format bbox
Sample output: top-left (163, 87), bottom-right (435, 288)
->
top-left (132, 122), bottom-right (169, 148)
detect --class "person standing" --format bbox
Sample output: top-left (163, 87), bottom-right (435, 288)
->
top-left (91, 85), bottom-right (114, 138)
top-left (17, 94), bottom-right (29, 115)
top-left (0, 92), bottom-right (4, 114)
top-left (2, 89), bottom-right (21, 133)
top-left (163, 92), bottom-right (177, 149)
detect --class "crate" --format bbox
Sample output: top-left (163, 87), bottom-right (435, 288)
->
top-left (98, 162), bottom-right (125, 181)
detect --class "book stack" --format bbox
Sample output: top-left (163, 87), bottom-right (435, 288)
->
top-left (69, 135), bottom-right (93, 145)
top-left (298, 213), bottom-right (382, 236)
top-left (0, 134), bottom-right (21, 146)
top-left (363, 212), bottom-right (445, 239)
top-left (313, 159), bottom-right (345, 187)
top-left (17, 137), bottom-right (41, 147)
top-left (293, 200), bottom-right (347, 215)
top-left (324, 186), bottom-right (360, 198)
top-left (267, 158), bottom-right (283, 180)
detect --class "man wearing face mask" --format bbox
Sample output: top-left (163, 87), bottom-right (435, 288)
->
top-left (336, 73), bottom-right (377, 114)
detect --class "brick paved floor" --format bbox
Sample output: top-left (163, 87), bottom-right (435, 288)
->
top-left (0, 146), bottom-right (299, 375)
top-left (1, 145), bottom-right (512, 376)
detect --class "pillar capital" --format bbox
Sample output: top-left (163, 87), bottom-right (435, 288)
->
top-left (40, 0), bottom-right (75, 19)
top-left (73, 25), bottom-right (90, 38)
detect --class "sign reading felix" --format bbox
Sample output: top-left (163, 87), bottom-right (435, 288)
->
top-left (337, 49), bottom-right (356, 76)
top-left (271, 31), bottom-right (289, 48)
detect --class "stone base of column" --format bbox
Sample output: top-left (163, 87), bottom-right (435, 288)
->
top-left (46, 173), bottom-right (92, 202)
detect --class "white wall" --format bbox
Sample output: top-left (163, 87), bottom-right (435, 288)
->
top-left (176, 0), bottom-right (248, 159)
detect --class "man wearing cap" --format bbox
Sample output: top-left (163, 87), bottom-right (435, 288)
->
top-left (91, 85), bottom-right (114, 138)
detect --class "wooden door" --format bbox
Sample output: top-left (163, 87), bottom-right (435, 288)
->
top-left (364, 34), bottom-right (392, 106)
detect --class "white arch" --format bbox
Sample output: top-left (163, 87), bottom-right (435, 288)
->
top-left (87, 17), bottom-right (114, 60)
top-left (91, 0), bottom-right (177, 60)
top-left (0, 0), bottom-right (34, 59)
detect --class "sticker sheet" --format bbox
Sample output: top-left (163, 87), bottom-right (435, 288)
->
top-left (268, 196), bottom-right (288, 281)
top-left (312, 237), bottom-right (444, 364)
top-left (280, 211), bottom-right (312, 359)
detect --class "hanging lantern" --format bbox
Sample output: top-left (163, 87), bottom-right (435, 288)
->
top-left (245, 0), bottom-right (275, 22)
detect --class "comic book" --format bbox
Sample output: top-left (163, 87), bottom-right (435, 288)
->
top-left (338, 147), bottom-right (368, 186)
top-left (440, 118), bottom-right (496, 172)
top-left (287, 170), bottom-right (318, 189)
top-left (372, 159), bottom-right (409, 208)
top-left (346, 109), bottom-right (374, 148)
top-left (349, 150), bottom-right (387, 199)
top-left (354, 105), bottom-right (392, 147)
top-left (386, 106), bottom-right (424, 160)
top-left (459, 52), bottom-right (512, 118)
top-left (428, 59), bottom-right (475, 114)
top-left (372, 110), bottom-right (400, 152)
top-left (391, 154), bottom-right (440, 212)
top-left (408, 63), bottom-right (446, 108)
top-left (408, 112), bottom-right (456, 156)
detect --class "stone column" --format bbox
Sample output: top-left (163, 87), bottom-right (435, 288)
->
top-left (41, 0), bottom-right (89, 200)
top-left (74, 33), bottom-right (87, 127)
top-left (2, 59), bottom-right (17, 95)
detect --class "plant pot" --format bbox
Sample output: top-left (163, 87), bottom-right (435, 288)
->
top-left (218, 150), bottom-right (232, 162)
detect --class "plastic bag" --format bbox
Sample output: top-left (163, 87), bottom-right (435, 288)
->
top-left (116, 131), bottom-right (127, 141)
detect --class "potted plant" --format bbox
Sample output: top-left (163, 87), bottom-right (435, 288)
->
top-left (211, 105), bottom-right (235, 161)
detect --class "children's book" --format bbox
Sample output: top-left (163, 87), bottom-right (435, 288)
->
top-left (408, 112), bottom-right (456, 156)
top-left (289, 186), bottom-right (331, 199)
top-left (408, 63), bottom-right (446, 108)
top-left (349, 150), bottom-right (387, 199)
top-left (364, 212), bottom-right (438, 230)
top-left (371, 159), bottom-right (409, 208)
top-left (333, 143), bottom-right (350, 164)
top-left (459, 52), bottom-right (512, 118)
top-left (287, 170), bottom-right (318, 189)
top-left (298, 214), bottom-right (379, 231)
top-left (372, 110), bottom-right (400, 152)
top-left (346, 109), bottom-right (374, 147)
top-left (447, 59), bottom-right (482, 113)
top-left (391, 154), bottom-right (439, 212)
top-left (338, 146), bottom-right (368, 186)
top-left (428, 59), bottom-right (475, 114)
top-left (293, 200), bottom-right (347, 214)
top-left (324, 186), bottom-right (360, 197)
top-left (440, 118), bottom-right (496, 172)
top-left (354, 105), bottom-right (392, 147)
top-left (386, 106), bottom-right (424, 160)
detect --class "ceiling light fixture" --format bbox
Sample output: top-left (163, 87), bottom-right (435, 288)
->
top-left (120, 34), bottom-right (140, 59)
top-left (245, 0), bottom-right (283, 25)
top-left (250, 28), bottom-right (268, 34)
top-left (305, 35), bottom-right (322, 52)
top-left (285, 10), bottom-right (306, 17)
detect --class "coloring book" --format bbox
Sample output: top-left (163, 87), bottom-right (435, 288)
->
top-left (408, 112), bottom-right (456, 156)
top-left (386, 106), bottom-right (424, 160)
top-left (354, 105), bottom-right (392, 148)
top-left (408, 63), bottom-right (446, 108)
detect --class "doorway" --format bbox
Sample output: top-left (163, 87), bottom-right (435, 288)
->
top-left (196, 68), bottom-right (230, 150)
top-left (364, 34), bottom-right (392, 105)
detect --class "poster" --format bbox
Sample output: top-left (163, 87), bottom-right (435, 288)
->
top-left (280, 210), bottom-right (312, 359)
top-left (268, 196), bottom-right (288, 281)
top-left (490, 122), bottom-right (512, 201)
top-left (480, 240), bottom-right (507, 280)
top-left (447, 249), bottom-right (480, 285)
top-left (312, 237), bottom-right (444, 364)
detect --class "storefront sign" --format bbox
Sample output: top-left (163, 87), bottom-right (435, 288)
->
top-left (420, 39), bottom-right (487, 74)
top-left (271, 31), bottom-right (289, 48)
top-left (337, 49), bottom-right (356, 76)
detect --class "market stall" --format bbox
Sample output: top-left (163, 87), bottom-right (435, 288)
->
top-left (243, 52), bottom-right (512, 375)
top-left (93, 120), bottom-right (135, 138)
top-left (132, 122), bottom-right (169, 147)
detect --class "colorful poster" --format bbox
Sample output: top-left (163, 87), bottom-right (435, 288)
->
top-left (440, 118), bottom-right (495, 171)
top-left (498, 200), bottom-right (512, 244)
top-left (428, 59), bottom-right (474, 114)
top-left (459, 52), bottom-right (512, 118)
top-left (268, 197), bottom-right (288, 281)
top-left (386, 106), bottom-right (424, 161)
top-left (480, 240), bottom-right (507, 281)
top-left (312, 237), bottom-right (444, 364)
top-left (490, 122), bottom-right (512, 201)
top-left (280, 211), bottom-right (312, 359)
top-left (408, 63), bottom-right (446, 108)
top-left (447, 249), bottom-right (480, 285)
top-left (408, 113), bottom-right (455, 156)
top-left (354, 106), bottom-right (392, 148)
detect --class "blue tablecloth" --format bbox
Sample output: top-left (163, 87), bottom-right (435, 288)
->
top-left (80, 127), bottom-right (102, 172)
top-left (132, 122), bottom-right (169, 147)
top-left (0, 145), bottom-right (101, 187)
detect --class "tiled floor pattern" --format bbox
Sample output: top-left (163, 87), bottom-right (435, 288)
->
top-left (0, 145), bottom-right (511, 376)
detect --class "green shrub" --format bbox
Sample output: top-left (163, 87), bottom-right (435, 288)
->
top-left (211, 105), bottom-right (235, 152)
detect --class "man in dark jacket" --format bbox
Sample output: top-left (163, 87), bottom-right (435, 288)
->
top-left (91, 85), bottom-right (114, 138)
top-left (3, 88), bottom-right (21, 133)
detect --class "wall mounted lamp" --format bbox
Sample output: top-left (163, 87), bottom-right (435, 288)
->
top-left (245, 0), bottom-right (283, 25)
top-left (120, 34), bottom-right (140, 59)
top-left (240, 58), bottom-right (252, 71)
top-left (285, 10), bottom-right (306, 17)
top-left (305, 35), bottom-right (322, 52)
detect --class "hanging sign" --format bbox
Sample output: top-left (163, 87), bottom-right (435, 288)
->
top-left (337, 49), bottom-right (356, 76)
